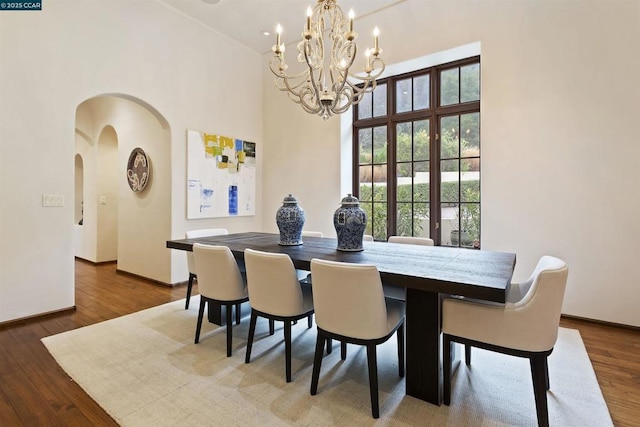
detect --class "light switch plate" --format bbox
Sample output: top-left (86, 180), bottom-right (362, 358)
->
top-left (42, 194), bottom-right (65, 207)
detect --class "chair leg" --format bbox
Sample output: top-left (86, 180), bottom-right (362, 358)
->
top-left (397, 323), bottom-right (405, 378)
top-left (269, 319), bottom-right (275, 335)
top-left (465, 344), bottom-right (472, 365)
top-left (443, 334), bottom-right (453, 405)
top-left (185, 273), bottom-right (195, 309)
top-left (310, 333), bottom-right (326, 395)
top-left (285, 320), bottom-right (292, 382)
top-left (530, 355), bottom-right (550, 427)
top-left (235, 303), bottom-right (241, 325)
top-left (307, 313), bottom-right (313, 329)
top-left (327, 338), bottom-right (332, 354)
top-left (366, 344), bottom-right (379, 419)
top-left (544, 357), bottom-right (550, 390)
top-left (225, 304), bottom-right (233, 357)
top-left (194, 298), bottom-right (206, 344)
top-left (340, 342), bottom-right (347, 360)
top-left (245, 310), bottom-right (258, 363)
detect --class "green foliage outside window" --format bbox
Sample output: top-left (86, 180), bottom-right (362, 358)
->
top-left (360, 181), bottom-right (480, 240)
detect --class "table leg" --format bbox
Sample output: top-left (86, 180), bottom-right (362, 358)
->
top-left (207, 301), bottom-right (250, 326)
top-left (207, 300), bottom-right (224, 325)
top-left (405, 288), bottom-right (441, 405)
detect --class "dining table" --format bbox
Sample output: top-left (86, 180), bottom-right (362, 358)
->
top-left (166, 231), bottom-right (516, 406)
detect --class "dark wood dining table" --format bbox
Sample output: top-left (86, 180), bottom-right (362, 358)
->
top-left (166, 231), bottom-right (516, 406)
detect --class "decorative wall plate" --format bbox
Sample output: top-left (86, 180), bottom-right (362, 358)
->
top-left (127, 147), bottom-right (150, 192)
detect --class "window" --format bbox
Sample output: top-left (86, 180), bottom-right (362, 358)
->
top-left (353, 57), bottom-right (480, 247)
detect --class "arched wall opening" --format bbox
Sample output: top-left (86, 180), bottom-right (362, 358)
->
top-left (74, 94), bottom-right (172, 283)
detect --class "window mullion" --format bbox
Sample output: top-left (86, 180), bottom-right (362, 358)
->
top-left (387, 78), bottom-right (396, 239)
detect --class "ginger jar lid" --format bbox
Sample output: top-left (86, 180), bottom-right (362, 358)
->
top-left (282, 194), bottom-right (299, 205)
top-left (339, 193), bottom-right (360, 206)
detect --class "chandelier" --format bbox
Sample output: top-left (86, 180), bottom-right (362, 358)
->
top-left (270, 0), bottom-right (385, 120)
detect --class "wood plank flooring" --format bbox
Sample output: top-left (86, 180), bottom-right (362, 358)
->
top-left (0, 259), bottom-right (638, 426)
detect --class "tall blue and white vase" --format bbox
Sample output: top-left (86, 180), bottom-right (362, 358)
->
top-left (276, 194), bottom-right (305, 246)
top-left (334, 194), bottom-right (366, 252)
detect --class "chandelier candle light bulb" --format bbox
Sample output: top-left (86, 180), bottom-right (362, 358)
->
top-left (269, 0), bottom-right (385, 120)
top-left (275, 24), bottom-right (282, 54)
top-left (374, 27), bottom-right (379, 50)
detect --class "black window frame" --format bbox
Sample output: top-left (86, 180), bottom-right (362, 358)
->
top-left (352, 56), bottom-right (481, 245)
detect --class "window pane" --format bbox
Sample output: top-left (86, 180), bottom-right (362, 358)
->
top-left (414, 74), bottom-right (430, 110)
top-left (372, 203), bottom-right (387, 240)
top-left (397, 163), bottom-right (412, 202)
top-left (413, 119), bottom-right (429, 161)
top-left (396, 122), bottom-right (412, 162)
top-left (461, 157), bottom-right (479, 172)
top-left (358, 91), bottom-right (372, 120)
top-left (359, 166), bottom-right (373, 201)
top-left (460, 203), bottom-right (480, 247)
top-left (358, 128), bottom-right (372, 164)
top-left (373, 126), bottom-right (387, 163)
top-left (441, 159), bottom-right (459, 203)
top-left (461, 112), bottom-right (480, 154)
top-left (373, 184), bottom-right (387, 202)
top-left (460, 64), bottom-right (480, 103)
top-left (461, 178), bottom-right (480, 203)
top-left (440, 116), bottom-right (460, 159)
top-left (414, 202), bottom-right (430, 238)
top-left (396, 203), bottom-right (413, 236)
top-left (440, 68), bottom-right (459, 106)
top-left (373, 83), bottom-right (387, 117)
top-left (441, 204), bottom-right (459, 246)
top-left (413, 161), bottom-right (429, 202)
top-left (396, 78), bottom-right (412, 113)
top-left (361, 201), bottom-right (373, 234)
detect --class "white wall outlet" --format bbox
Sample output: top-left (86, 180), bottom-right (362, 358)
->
top-left (99, 195), bottom-right (107, 205)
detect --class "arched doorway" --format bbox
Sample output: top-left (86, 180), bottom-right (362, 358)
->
top-left (74, 94), bottom-right (172, 283)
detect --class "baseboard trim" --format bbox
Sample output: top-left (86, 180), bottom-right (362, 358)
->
top-left (115, 268), bottom-right (187, 288)
top-left (0, 306), bottom-right (76, 328)
top-left (74, 257), bottom-right (117, 266)
top-left (561, 313), bottom-right (639, 332)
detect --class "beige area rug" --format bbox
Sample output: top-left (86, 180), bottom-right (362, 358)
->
top-left (42, 296), bottom-right (612, 426)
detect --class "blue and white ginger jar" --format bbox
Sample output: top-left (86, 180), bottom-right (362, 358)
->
top-left (334, 194), bottom-right (366, 252)
top-left (276, 194), bottom-right (305, 246)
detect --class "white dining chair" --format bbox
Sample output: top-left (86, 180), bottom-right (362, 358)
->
top-left (387, 235), bottom-right (434, 246)
top-left (309, 258), bottom-right (405, 419)
top-left (192, 244), bottom-right (249, 357)
top-left (185, 228), bottom-right (229, 309)
top-left (442, 255), bottom-right (568, 427)
top-left (244, 248), bottom-right (315, 383)
top-left (363, 234), bottom-right (374, 241)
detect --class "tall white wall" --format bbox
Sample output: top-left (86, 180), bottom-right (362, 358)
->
top-left (0, 0), bottom-right (263, 323)
top-left (263, 0), bottom-right (640, 327)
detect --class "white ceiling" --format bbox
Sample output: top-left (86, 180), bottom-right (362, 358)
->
top-left (158, 0), bottom-right (403, 55)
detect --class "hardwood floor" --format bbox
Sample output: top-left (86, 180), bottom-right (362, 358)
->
top-left (0, 259), bottom-right (638, 426)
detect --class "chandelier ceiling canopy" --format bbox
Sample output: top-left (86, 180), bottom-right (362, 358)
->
top-left (270, 0), bottom-right (385, 120)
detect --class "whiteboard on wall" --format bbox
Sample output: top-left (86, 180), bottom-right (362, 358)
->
top-left (187, 129), bottom-right (256, 218)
